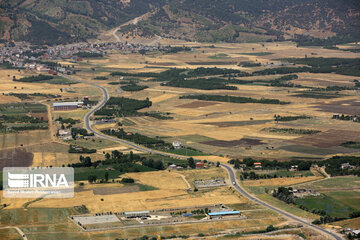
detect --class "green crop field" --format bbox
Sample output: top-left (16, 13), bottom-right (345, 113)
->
top-left (0, 103), bottom-right (46, 115)
top-left (295, 194), bottom-right (356, 218)
top-left (297, 176), bottom-right (360, 190)
top-left (208, 53), bottom-right (229, 59)
top-left (74, 163), bottom-right (157, 181)
top-left (141, 154), bottom-right (188, 166)
top-left (325, 191), bottom-right (360, 211)
top-left (43, 76), bottom-right (78, 85)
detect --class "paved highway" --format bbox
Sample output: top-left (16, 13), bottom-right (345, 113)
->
top-left (64, 75), bottom-right (343, 240)
top-left (221, 164), bottom-right (343, 240)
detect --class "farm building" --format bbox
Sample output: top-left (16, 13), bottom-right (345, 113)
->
top-left (208, 211), bottom-right (240, 219)
top-left (123, 210), bottom-right (150, 218)
top-left (254, 162), bottom-right (262, 168)
top-left (196, 161), bottom-right (205, 169)
top-left (172, 141), bottom-right (183, 149)
top-left (169, 164), bottom-right (177, 170)
top-left (53, 101), bottom-right (83, 111)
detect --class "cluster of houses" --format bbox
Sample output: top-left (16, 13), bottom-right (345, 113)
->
top-left (57, 129), bottom-right (72, 141)
top-left (0, 41), bottom-right (167, 70)
top-left (168, 161), bottom-right (205, 170)
top-left (341, 163), bottom-right (356, 169)
top-left (291, 189), bottom-right (320, 198)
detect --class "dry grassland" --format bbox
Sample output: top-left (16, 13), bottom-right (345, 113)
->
top-left (7, 169), bottom-right (242, 212)
top-left (93, 123), bottom-right (117, 130)
top-left (122, 171), bottom-right (189, 190)
top-left (195, 156), bottom-right (230, 163)
top-left (27, 185), bottom-right (243, 213)
top-left (80, 216), bottom-right (284, 240)
top-left (330, 217), bottom-right (360, 229)
top-left (243, 176), bottom-right (323, 187)
top-left (294, 72), bottom-right (360, 88)
top-left (180, 167), bottom-right (227, 185)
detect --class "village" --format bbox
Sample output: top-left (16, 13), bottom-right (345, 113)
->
top-left (0, 40), bottom-right (170, 73)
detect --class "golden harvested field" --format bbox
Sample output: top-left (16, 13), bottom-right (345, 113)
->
top-left (76, 40), bottom-right (359, 159)
top-left (243, 176), bottom-right (323, 187)
top-left (27, 184), bottom-right (244, 213)
top-left (330, 217), bottom-right (360, 229)
top-left (108, 69), bottom-right (360, 159)
top-left (3, 169), bottom-right (243, 213)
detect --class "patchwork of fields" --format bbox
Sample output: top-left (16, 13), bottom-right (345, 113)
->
top-left (0, 40), bottom-right (359, 239)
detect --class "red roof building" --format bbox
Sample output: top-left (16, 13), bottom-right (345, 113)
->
top-left (196, 161), bottom-right (205, 169)
top-left (254, 162), bottom-right (262, 168)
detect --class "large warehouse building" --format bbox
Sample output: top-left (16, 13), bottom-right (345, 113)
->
top-left (208, 211), bottom-right (240, 219)
top-left (123, 210), bottom-right (150, 218)
top-left (53, 101), bottom-right (83, 111)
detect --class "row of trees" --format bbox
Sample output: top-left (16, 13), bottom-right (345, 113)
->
top-left (180, 94), bottom-right (289, 105)
top-left (231, 156), bottom-right (360, 177)
top-left (14, 74), bottom-right (54, 82)
top-left (166, 78), bottom-right (237, 90)
top-left (121, 84), bottom-right (148, 92)
top-left (265, 128), bottom-right (321, 135)
top-left (102, 128), bottom-right (166, 148)
top-left (94, 97), bottom-right (152, 116)
top-left (274, 115), bottom-right (311, 122)
top-left (230, 158), bottom-right (313, 171)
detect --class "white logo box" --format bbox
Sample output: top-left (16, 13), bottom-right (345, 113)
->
top-left (3, 167), bottom-right (74, 198)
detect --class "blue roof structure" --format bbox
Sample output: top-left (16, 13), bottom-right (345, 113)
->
top-left (183, 213), bottom-right (193, 217)
top-left (208, 211), bottom-right (240, 216)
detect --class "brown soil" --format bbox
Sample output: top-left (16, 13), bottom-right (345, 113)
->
top-left (0, 148), bottom-right (33, 168)
top-left (202, 138), bottom-right (265, 147)
top-left (313, 99), bottom-right (360, 115)
top-left (291, 129), bottom-right (360, 148)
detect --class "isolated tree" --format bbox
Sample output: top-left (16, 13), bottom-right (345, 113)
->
top-left (105, 172), bottom-right (109, 182)
top-left (188, 157), bottom-right (196, 169)
top-left (266, 225), bottom-right (276, 232)
top-left (87, 175), bottom-right (97, 183)
top-left (216, 161), bottom-right (220, 167)
top-left (234, 159), bottom-right (240, 169)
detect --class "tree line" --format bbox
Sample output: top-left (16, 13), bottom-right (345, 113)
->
top-left (180, 94), bottom-right (289, 105)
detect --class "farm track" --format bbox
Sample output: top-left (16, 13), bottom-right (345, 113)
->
top-left (61, 74), bottom-right (344, 240)
top-left (0, 226), bottom-right (27, 240)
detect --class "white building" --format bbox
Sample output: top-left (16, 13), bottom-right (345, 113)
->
top-left (172, 141), bottom-right (183, 149)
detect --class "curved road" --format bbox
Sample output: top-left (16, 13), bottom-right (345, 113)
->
top-left (64, 75), bottom-right (343, 240)
top-left (222, 164), bottom-right (343, 240)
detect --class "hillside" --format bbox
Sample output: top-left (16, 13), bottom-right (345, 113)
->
top-left (0, 0), bottom-right (164, 45)
top-left (0, 0), bottom-right (359, 45)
